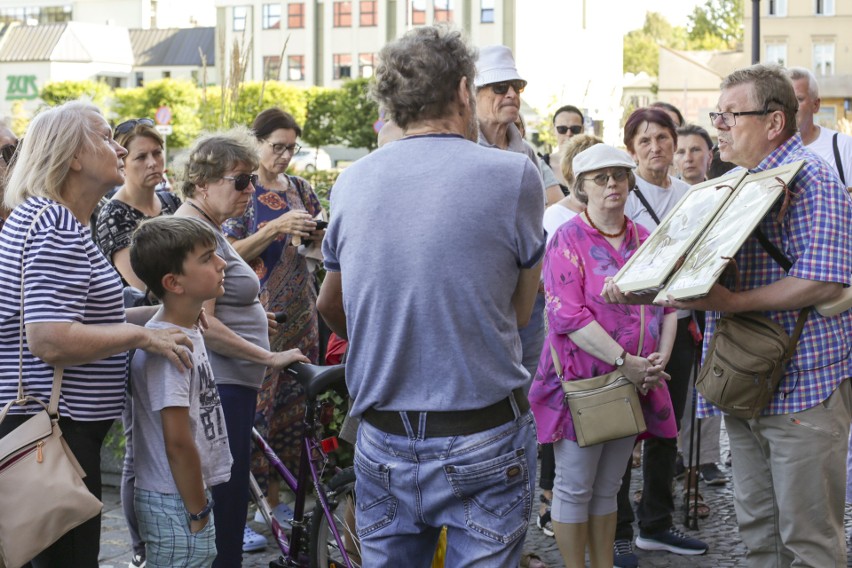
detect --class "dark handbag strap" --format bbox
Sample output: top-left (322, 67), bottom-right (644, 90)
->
top-left (833, 132), bottom-right (846, 186)
top-left (632, 188), bottom-right (661, 225)
top-left (751, 226), bottom-right (811, 364)
top-left (550, 224), bottom-right (644, 380)
top-left (16, 205), bottom-right (64, 415)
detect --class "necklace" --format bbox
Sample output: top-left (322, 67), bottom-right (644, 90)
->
top-left (186, 200), bottom-right (222, 231)
top-left (584, 209), bottom-right (627, 238)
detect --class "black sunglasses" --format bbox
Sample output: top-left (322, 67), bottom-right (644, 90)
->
top-left (556, 125), bottom-right (583, 136)
top-left (222, 173), bottom-right (258, 192)
top-left (490, 80), bottom-right (525, 95)
top-left (1, 141), bottom-right (18, 165)
top-left (114, 118), bottom-right (155, 136)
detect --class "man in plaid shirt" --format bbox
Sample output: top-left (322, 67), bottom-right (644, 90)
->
top-left (671, 64), bottom-right (852, 566)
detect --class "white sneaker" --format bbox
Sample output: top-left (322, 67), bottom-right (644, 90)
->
top-left (128, 554), bottom-right (146, 568)
top-left (253, 502), bottom-right (294, 527)
top-left (242, 525), bottom-right (268, 552)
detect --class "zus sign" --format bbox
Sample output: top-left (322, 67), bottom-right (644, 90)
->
top-left (6, 75), bottom-right (38, 100)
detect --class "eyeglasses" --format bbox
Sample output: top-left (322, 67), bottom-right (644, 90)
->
top-left (556, 125), bottom-right (583, 136)
top-left (489, 80), bottom-right (526, 95)
top-left (708, 109), bottom-right (774, 127)
top-left (584, 169), bottom-right (629, 187)
top-left (1, 141), bottom-right (18, 165)
top-left (114, 118), bottom-right (155, 136)
top-left (266, 141), bottom-right (301, 156)
top-left (222, 173), bottom-right (258, 191)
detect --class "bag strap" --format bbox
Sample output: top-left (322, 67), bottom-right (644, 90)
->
top-left (550, 223), bottom-right (644, 379)
top-left (831, 132), bottom-right (846, 186)
top-left (16, 204), bottom-right (65, 416)
top-left (632, 188), bottom-right (661, 225)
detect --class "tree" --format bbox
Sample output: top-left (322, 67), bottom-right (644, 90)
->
top-left (622, 12), bottom-right (689, 76)
top-left (688, 0), bottom-right (744, 51)
top-left (113, 79), bottom-right (202, 149)
top-left (302, 87), bottom-right (341, 149)
top-left (39, 80), bottom-right (112, 110)
top-left (333, 78), bottom-right (379, 152)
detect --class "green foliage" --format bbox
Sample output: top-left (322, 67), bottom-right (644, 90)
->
top-left (301, 169), bottom-right (339, 211)
top-left (687, 0), bottom-right (744, 50)
top-left (113, 79), bottom-right (202, 149)
top-left (203, 81), bottom-right (308, 131)
top-left (333, 78), bottom-right (379, 152)
top-left (623, 12), bottom-right (689, 76)
top-left (302, 87), bottom-right (341, 148)
top-left (39, 80), bottom-right (112, 110)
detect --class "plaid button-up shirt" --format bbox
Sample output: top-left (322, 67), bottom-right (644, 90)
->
top-left (698, 134), bottom-right (852, 417)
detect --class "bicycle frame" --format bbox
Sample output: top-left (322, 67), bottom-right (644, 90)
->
top-left (250, 395), bottom-right (355, 568)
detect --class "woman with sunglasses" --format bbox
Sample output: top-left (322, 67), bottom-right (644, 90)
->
top-left (222, 107), bottom-right (323, 548)
top-left (95, 118), bottom-right (179, 291)
top-left (173, 127), bottom-right (310, 567)
top-left (527, 144), bottom-right (677, 568)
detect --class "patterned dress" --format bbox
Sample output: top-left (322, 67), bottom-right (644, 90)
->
top-left (223, 175), bottom-right (322, 482)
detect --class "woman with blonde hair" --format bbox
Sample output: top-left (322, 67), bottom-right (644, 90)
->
top-left (0, 100), bottom-right (192, 567)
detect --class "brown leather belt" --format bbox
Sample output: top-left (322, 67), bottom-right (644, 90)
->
top-left (362, 388), bottom-right (529, 438)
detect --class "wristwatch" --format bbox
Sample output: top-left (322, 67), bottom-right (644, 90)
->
top-left (189, 498), bottom-right (215, 521)
top-left (614, 350), bottom-right (627, 367)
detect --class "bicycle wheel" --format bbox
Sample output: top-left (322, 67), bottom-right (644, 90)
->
top-left (309, 467), bottom-right (361, 568)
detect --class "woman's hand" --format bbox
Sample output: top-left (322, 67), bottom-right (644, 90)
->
top-left (143, 327), bottom-right (193, 370)
top-left (267, 210), bottom-right (316, 239)
top-left (600, 277), bottom-right (658, 306)
top-left (621, 354), bottom-right (668, 395)
top-left (267, 348), bottom-right (311, 370)
top-left (189, 517), bottom-right (209, 534)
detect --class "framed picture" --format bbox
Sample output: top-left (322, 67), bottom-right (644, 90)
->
top-left (656, 160), bottom-right (805, 302)
top-left (614, 169), bottom-right (746, 294)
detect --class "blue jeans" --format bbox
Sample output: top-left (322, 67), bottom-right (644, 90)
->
top-left (355, 409), bottom-right (537, 567)
top-left (135, 489), bottom-right (217, 568)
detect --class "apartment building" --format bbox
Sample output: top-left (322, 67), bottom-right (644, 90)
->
top-left (745, 0), bottom-right (851, 126)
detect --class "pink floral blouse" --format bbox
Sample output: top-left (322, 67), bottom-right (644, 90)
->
top-left (528, 215), bottom-right (678, 444)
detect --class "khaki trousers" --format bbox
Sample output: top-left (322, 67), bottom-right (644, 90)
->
top-left (725, 379), bottom-right (852, 568)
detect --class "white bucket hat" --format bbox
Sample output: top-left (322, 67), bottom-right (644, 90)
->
top-left (474, 45), bottom-right (526, 88)
top-left (572, 145), bottom-right (636, 179)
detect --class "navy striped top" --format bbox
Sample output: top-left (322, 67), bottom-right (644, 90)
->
top-left (0, 197), bottom-right (127, 421)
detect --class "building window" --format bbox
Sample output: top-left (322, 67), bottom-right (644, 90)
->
top-left (263, 56), bottom-right (281, 80)
top-left (411, 0), bottom-right (426, 25)
top-left (135, 72), bottom-right (144, 87)
top-left (815, 0), bottom-right (834, 15)
top-left (333, 53), bottom-right (353, 79)
top-left (813, 43), bottom-right (834, 75)
top-left (162, 71), bottom-right (171, 79)
top-left (765, 43), bottom-right (787, 67)
top-left (288, 55), bottom-right (305, 80)
top-left (768, 0), bottom-right (786, 16)
top-left (0, 5), bottom-right (72, 24)
top-left (288, 2), bottom-right (304, 28)
top-left (333, 1), bottom-right (352, 27)
top-left (233, 6), bottom-right (248, 31)
top-left (359, 53), bottom-right (375, 78)
top-left (262, 3), bottom-right (281, 29)
top-left (481, 0), bottom-right (494, 23)
top-left (360, 0), bottom-right (377, 26)
top-left (434, 0), bottom-right (452, 22)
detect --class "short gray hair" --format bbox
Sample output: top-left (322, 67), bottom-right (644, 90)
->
top-left (786, 67), bottom-right (819, 98)
top-left (4, 100), bottom-right (103, 209)
top-left (175, 126), bottom-right (259, 199)
top-left (372, 25), bottom-right (476, 129)
top-left (720, 64), bottom-right (798, 138)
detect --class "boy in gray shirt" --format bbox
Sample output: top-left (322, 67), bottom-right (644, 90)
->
top-left (129, 217), bottom-right (233, 567)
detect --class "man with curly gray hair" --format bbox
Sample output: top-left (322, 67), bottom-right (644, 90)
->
top-left (318, 25), bottom-right (545, 565)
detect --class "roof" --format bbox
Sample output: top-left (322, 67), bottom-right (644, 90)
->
top-left (129, 27), bottom-right (215, 67)
top-left (0, 22), bottom-right (133, 65)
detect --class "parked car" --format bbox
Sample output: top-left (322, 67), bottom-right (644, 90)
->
top-left (289, 146), bottom-right (334, 172)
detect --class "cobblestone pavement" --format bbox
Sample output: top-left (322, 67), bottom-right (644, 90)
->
top-left (98, 428), bottom-right (852, 567)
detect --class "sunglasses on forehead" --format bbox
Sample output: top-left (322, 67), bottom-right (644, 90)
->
top-left (222, 173), bottom-right (258, 192)
top-left (556, 125), bottom-right (583, 136)
top-left (1, 141), bottom-right (18, 165)
top-left (490, 80), bottom-right (525, 95)
top-left (114, 118), bottom-right (155, 136)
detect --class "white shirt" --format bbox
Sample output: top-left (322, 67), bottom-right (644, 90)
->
top-left (543, 203), bottom-right (578, 245)
top-left (806, 126), bottom-right (852, 188)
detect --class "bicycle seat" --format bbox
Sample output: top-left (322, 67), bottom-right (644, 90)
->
top-left (284, 362), bottom-right (346, 399)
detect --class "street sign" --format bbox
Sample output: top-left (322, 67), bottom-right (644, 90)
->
top-left (155, 125), bottom-right (173, 135)
top-left (155, 106), bottom-right (172, 125)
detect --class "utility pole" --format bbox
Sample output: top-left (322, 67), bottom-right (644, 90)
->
top-left (752, 0), bottom-right (760, 64)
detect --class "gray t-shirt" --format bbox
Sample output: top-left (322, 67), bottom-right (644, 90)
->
top-left (323, 134), bottom-right (545, 416)
top-left (132, 320), bottom-right (233, 494)
top-left (208, 230), bottom-right (270, 389)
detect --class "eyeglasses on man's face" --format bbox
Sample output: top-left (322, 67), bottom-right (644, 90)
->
top-left (708, 109), bottom-right (773, 127)
top-left (222, 173), bottom-right (258, 192)
top-left (114, 118), bottom-right (155, 136)
top-left (266, 141), bottom-right (301, 156)
top-left (584, 169), bottom-right (629, 187)
top-left (489, 80), bottom-right (526, 95)
top-left (556, 125), bottom-right (583, 136)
